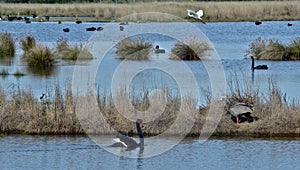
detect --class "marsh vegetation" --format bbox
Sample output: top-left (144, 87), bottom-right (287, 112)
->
top-left (116, 38), bottom-right (152, 60)
top-left (246, 37), bottom-right (300, 60)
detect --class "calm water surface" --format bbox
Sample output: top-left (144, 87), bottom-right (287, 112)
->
top-left (1, 21), bottom-right (300, 169)
top-left (0, 136), bottom-right (300, 170)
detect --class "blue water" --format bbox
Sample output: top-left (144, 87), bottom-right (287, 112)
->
top-left (0, 135), bottom-right (300, 170)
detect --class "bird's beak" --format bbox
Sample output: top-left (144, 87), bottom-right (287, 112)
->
top-left (141, 121), bottom-right (144, 128)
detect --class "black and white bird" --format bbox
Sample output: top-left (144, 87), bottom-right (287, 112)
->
top-left (187, 9), bottom-right (205, 23)
top-left (111, 119), bottom-right (144, 150)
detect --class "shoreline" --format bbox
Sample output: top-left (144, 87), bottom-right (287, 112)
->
top-left (0, 1), bottom-right (300, 22)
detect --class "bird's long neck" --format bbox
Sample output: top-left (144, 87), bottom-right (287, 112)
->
top-left (251, 57), bottom-right (255, 71)
top-left (136, 122), bottom-right (144, 146)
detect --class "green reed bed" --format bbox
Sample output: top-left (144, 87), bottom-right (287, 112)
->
top-left (246, 37), bottom-right (300, 60)
top-left (0, 33), bottom-right (15, 58)
top-left (0, 78), bottom-right (300, 137)
top-left (116, 38), bottom-right (152, 60)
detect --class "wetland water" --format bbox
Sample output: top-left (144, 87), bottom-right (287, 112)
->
top-left (0, 136), bottom-right (300, 170)
top-left (0, 21), bottom-right (300, 169)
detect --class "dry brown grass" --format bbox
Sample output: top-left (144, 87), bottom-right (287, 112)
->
top-left (116, 37), bottom-right (152, 60)
top-left (1, 76), bottom-right (300, 137)
top-left (55, 39), bottom-right (93, 60)
top-left (0, 33), bottom-right (15, 58)
top-left (0, 1), bottom-right (299, 22)
top-left (170, 37), bottom-right (211, 60)
top-left (246, 37), bottom-right (300, 60)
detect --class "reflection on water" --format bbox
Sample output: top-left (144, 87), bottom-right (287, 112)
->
top-left (27, 66), bottom-right (57, 78)
top-left (0, 136), bottom-right (299, 169)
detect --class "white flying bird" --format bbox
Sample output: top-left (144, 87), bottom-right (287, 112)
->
top-left (187, 9), bottom-right (205, 23)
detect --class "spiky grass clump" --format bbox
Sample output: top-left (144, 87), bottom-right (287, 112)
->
top-left (23, 45), bottom-right (55, 67)
top-left (170, 38), bottom-right (211, 60)
top-left (246, 37), bottom-right (300, 60)
top-left (0, 33), bottom-right (15, 58)
top-left (20, 35), bottom-right (36, 52)
top-left (56, 39), bottom-right (93, 60)
top-left (116, 38), bottom-right (152, 60)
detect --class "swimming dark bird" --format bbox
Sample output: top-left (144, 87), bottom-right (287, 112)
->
top-left (86, 27), bottom-right (96, 31)
top-left (287, 23), bottom-right (293, 26)
top-left (63, 28), bottom-right (70, 32)
top-left (75, 20), bottom-right (82, 24)
top-left (25, 20), bottom-right (31, 24)
top-left (7, 15), bottom-right (17, 21)
top-left (58, 21), bottom-right (62, 24)
top-left (120, 26), bottom-right (124, 31)
top-left (32, 14), bottom-right (37, 18)
top-left (251, 56), bottom-right (268, 71)
top-left (111, 119), bottom-right (144, 150)
top-left (45, 16), bottom-right (50, 21)
top-left (255, 21), bottom-right (262, 25)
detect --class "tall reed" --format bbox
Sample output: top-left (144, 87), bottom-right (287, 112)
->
top-left (55, 39), bottom-right (93, 60)
top-left (0, 33), bottom-right (15, 58)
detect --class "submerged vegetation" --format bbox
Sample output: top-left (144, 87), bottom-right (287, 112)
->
top-left (0, 33), bottom-right (15, 58)
top-left (246, 37), bottom-right (300, 60)
top-left (116, 38), bottom-right (152, 60)
top-left (0, 78), bottom-right (299, 137)
top-left (170, 38), bottom-right (211, 60)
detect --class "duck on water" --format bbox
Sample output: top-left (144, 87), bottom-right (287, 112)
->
top-left (111, 119), bottom-right (144, 150)
top-left (251, 56), bottom-right (268, 71)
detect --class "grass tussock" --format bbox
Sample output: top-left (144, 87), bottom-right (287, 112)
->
top-left (20, 35), bottom-right (55, 67)
top-left (55, 39), bottom-right (93, 60)
top-left (116, 38), bottom-right (152, 60)
top-left (0, 2), bottom-right (299, 22)
top-left (246, 37), bottom-right (300, 60)
top-left (170, 37), bottom-right (211, 60)
top-left (23, 45), bottom-right (55, 67)
top-left (0, 33), bottom-right (15, 58)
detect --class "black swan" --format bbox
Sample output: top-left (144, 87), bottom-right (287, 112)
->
top-left (111, 119), bottom-right (144, 149)
top-left (251, 56), bottom-right (268, 71)
top-left (255, 21), bottom-right (262, 25)
top-left (63, 28), bottom-right (70, 32)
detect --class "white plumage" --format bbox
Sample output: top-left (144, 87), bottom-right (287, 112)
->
top-left (187, 9), bottom-right (204, 20)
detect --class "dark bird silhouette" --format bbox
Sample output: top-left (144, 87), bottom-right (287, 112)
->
top-left (97, 27), bottom-right (104, 31)
top-left (86, 27), bottom-right (96, 31)
top-left (255, 21), bottom-right (262, 25)
top-left (287, 23), bottom-right (293, 26)
top-left (58, 21), bottom-right (62, 24)
top-left (45, 16), bottom-right (50, 21)
top-left (111, 119), bottom-right (144, 150)
top-left (251, 56), bottom-right (268, 71)
top-left (40, 93), bottom-right (45, 100)
top-left (32, 14), bottom-right (37, 18)
top-left (75, 20), bottom-right (82, 24)
top-left (63, 28), bottom-right (70, 32)
top-left (7, 15), bottom-right (17, 21)
top-left (25, 20), bottom-right (31, 24)
top-left (120, 26), bottom-right (124, 31)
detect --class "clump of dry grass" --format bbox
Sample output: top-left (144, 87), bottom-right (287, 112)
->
top-left (116, 38), bottom-right (152, 60)
top-left (23, 45), bottom-right (55, 67)
top-left (20, 35), bottom-right (36, 52)
top-left (0, 33), bottom-right (15, 58)
top-left (55, 39), bottom-right (93, 60)
top-left (170, 37), bottom-right (211, 60)
top-left (246, 37), bottom-right (300, 60)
